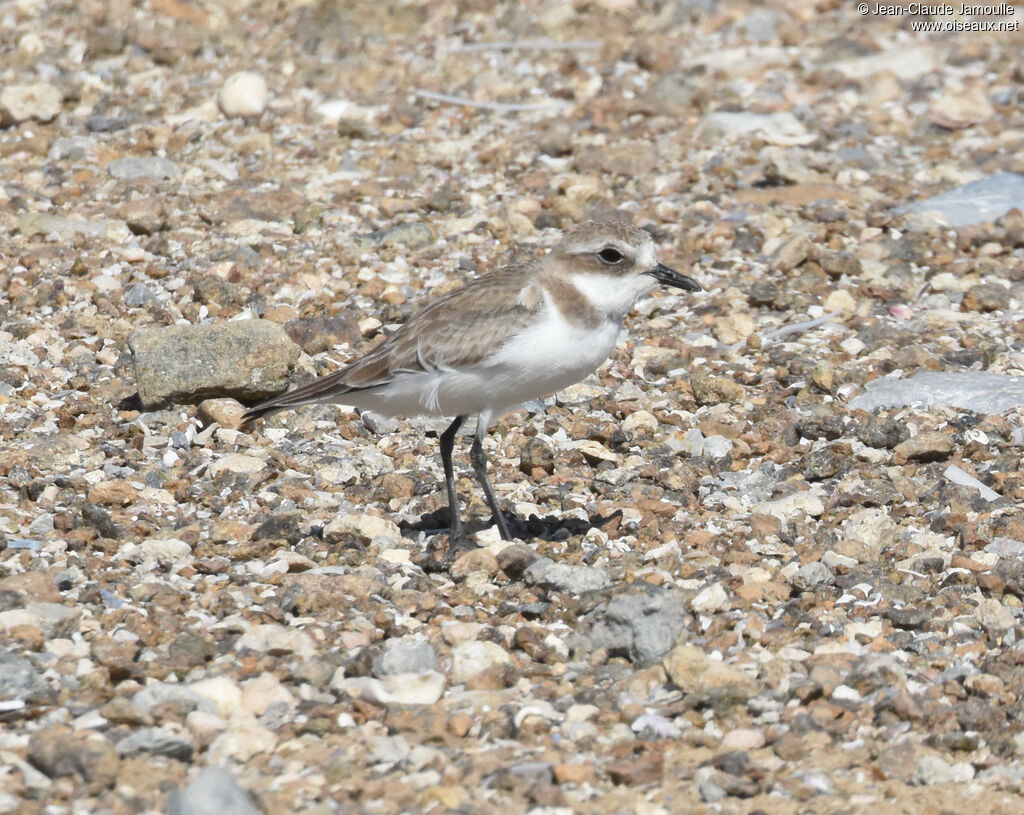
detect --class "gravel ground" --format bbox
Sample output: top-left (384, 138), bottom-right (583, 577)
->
top-left (3, 0), bottom-right (1024, 813)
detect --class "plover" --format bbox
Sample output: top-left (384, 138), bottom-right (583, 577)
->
top-left (243, 219), bottom-right (702, 541)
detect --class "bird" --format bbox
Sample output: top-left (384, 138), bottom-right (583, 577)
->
top-left (243, 218), bottom-right (702, 543)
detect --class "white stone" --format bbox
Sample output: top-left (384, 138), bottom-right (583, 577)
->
top-left (189, 676), bottom-right (243, 718)
top-left (622, 410), bottom-right (658, 433)
top-left (235, 624), bottom-right (316, 659)
top-left (139, 537), bottom-right (192, 566)
top-left (755, 491), bottom-right (825, 521)
top-left (1, 82), bottom-right (62, 124)
top-left (325, 513), bottom-right (402, 545)
top-left (843, 508), bottom-right (897, 553)
top-left (975, 597), bottom-right (1016, 632)
top-left (721, 728), bottom-right (766, 750)
top-left (839, 337), bottom-right (866, 356)
top-left (702, 435), bottom-right (734, 460)
top-left (207, 723), bottom-right (277, 763)
top-left (241, 672), bottom-right (295, 716)
top-left (333, 671), bottom-right (446, 705)
top-left (451, 641), bottom-right (511, 682)
top-left (218, 71), bottom-right (268, 117)
top-left (208, 453), bottom-right (265, 477)
top-left (691, 582), bottom-right (730, 614)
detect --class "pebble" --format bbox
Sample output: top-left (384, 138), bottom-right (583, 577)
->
top-left (26, 726), bottom-right (119, 794)
top-left (234, 624), bottom-right (316, 659)
top-left (116, 726), bottom-right (194, 760)
top-left (208, 454), bottom-right (266, 478)
top-left (0, 82), bottom-right (62, 124)
top-left (138, 537), bottom-right (193, 566)
top-left (790, 561), bottom-right (834, 592)
top-left (0, 648), bottom-right (57, 707)
top-left (128, 320), bottom-right (300, 409)
top-left (897, 172), bottom-right (1024, 228)
top-left (700, 111), bottom-right (815, 146)
top-left (663, 645), bottom-right (758, 699)
top-left (524, 558), bottom-right (610, 593)
top-left (588, 584), bottom-right (689, 664)
top-left (207, 724), bottom-right (277, 763)
top-left (691, 582), bottom-right (730, 614)
top-left (892, 431), bottom-right (954, 465)
top-left (107, 156), bottom-right (181, 181)
top-left (334, 671), bottom-right (446, 706)
top-left (451, 641), bottom-right (511, 683)
top-left (166, 766), bottom-right (262, 815)
top-left (188, 677), bottom-right (242, 718)
top-left (217, 71), bottom-right (269, 117)
top-left (372, 639), bottom-right (439, 677)
top-left (324, 513), bottom-right (402, 545)
top-left (913, 754), bottom-right (976, 785)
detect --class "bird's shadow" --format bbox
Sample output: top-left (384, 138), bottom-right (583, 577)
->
top-left (399, 507), bottom-right (622, 543)
top-left (403, 508), bottom-right (623, 572)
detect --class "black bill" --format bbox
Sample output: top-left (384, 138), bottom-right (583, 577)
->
top-left (647, 262), bottom-right (702, 292)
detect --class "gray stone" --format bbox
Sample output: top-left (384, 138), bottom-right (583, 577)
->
top-left (108, 156), bottom-right (181, 181)
top-left (524, 558), bottom-right (609, 593)
top-left (699, 111), bottom-right (815, 146)
top-left (850, 370), bottom-right (1024, 414)
top-left (86, 114), bottom-right (131, 132)
top-left (128, 319), bottom-right (301, 409)
top-left (48, 136), bottom-right (96, 161)
top-left (985, 538), bottom-right (1024, 557)
top-left (371, 639), bottom-right (438, 677)
top-left (897, 172), bottom-right (1024, 227)
top-left (913, 754), bottom-right (975, 785)
top-left (358, 222), bottom-right (435, 250)
top-left (361, 410), bottom-right (400, 435)
top-left (17, 213), bottom-right (130, 242)
top-left (133, 682), bottom-right (217, 715)
top-left (124, 283), bottom-right (157, 307)
top-left (736, 9), bottom-right (778, 40)
top-left (166, 766), bottom-right (263, 815)
top-left (588, 583), bottom-right (689, 664)
top-left (116, 727), bottom-right (194, 761)
top-left (0, 649), bottom-right (56, 707)
top-left (790, 562), bottom-right (834, 592)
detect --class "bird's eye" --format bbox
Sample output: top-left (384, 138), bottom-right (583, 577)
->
top-left (598, 247), bottom-right (624, 265)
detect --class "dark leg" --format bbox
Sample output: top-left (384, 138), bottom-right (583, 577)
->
top-left (470, 432), bottom-right (513, 541)
top-left (439, 416), bottom-right (466, 539)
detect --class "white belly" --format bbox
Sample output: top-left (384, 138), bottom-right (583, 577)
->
top-left (346, 306), bottom-right (623, 423)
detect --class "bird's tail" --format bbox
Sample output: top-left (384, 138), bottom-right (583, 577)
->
top-left (241, 369), bottom-right (357, 427)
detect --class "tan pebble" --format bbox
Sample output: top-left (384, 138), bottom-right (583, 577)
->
top-left (198, 398), bottom-right (247, 429)
top-left (448, 713), bottom-right (474, 737)
top-left (553, 762), bottom-right (596, 785)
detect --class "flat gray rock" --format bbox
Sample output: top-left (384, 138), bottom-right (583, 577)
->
top-left (108, 156), bottom-right (181, 180)
top-left (129, 319), bottom-right (301, 409)
top-left (850, 371), bottom-right (1024, 414)
top-left (371, 639), bottom-right (438, 677)
top-left (166, 766), bottom-right (263, 815)
top-left (587, 583), bottom-right (690, 664)
top-left (898, 171), bottom-right (1024, 227)
top-left (0, 649), bottom-right (56, 707)
top-left (524, 558), bottom-right (610, 594)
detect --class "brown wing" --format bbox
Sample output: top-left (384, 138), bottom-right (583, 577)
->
top-left (243, 261), bottom-right (543, 421)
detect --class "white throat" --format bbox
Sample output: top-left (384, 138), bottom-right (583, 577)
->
top-left (570, 271), bottom-right (656, 321)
